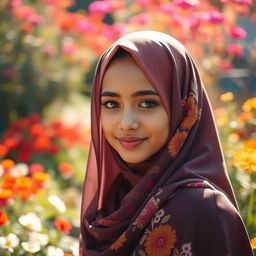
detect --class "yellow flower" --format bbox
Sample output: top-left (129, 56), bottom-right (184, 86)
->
top-left (110, 233), bottom-right (127, 250)
top-left (145, 225), bottom-right (177, 256)
top-left (168, 131), bottom-right (188, 158)
top-left (233, 148), bottom-right (256, 174)
top-left (251, 237), bottom-right (256, 249)
top-left (242, 97), bottom-right (256, 112)
top-left (220, 92), bottom-right (234, 102)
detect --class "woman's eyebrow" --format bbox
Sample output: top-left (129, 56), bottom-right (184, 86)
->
top-left (101, 90), bottom-right (159, 97)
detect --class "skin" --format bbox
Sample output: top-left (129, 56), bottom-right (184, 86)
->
top-left (100, 54), bottom-right (169, 164)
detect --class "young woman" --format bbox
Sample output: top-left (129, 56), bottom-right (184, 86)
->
top-left (80, 31), bottom-right (254, 256)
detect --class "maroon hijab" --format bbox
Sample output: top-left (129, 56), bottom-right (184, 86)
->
top-left (80, 31), bottom-right (237, 255)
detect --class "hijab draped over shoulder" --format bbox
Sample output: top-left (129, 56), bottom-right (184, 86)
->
top-left (80, 31), bottom-right (252, 256)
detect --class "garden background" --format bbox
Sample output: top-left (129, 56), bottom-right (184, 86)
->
top-left (0, 0), bottom-right (256, 255)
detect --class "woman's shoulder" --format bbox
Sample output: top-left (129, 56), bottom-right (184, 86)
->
top-left (162, 186), bottom-right (239, 219)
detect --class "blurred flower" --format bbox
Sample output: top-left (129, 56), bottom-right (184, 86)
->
top-left (62, 42), bottom-right (77, 55)
top-left (173, 0), bottom-right (199, 8)
top-left (0, 233), bottom-right (19, 253)
top-left (220, 92), bottom-right (234, 102)
top-left (3, 68), bottom-right (16, 79)
top-left (0, 211), bottom-right (9, 225)
top-left (229, 26), bottom-right (247, 39)
top-left (27, 14), bottom-right (43, 25)
top-left (21, 241), bottom-right (41, 253)
top-left (70, 241), bottom-right (79, 256)
top-left (159, 4), bottom-right (175, 15)
top-left (220, 60), bottom-right (233, 70)
top-left (47, 245), bottom-right (64, 256)
top-left (233, 147), bottom-right (256, 173)
top-left (88, 1), bottom-right (112, 14)
top-left (228, 132), bottom-right (240, 143)
top-left (30, 163), bottom-right (45, 174)
top-left (251, 237), bottom-right (256, 249)
top-left (227, 44), bottom-right (244, 56)
top-left (129, 13), bottom-right (151, 25)
top-left (0, 165), bottom-right (3, 176)
top-left (54, 216), bottom-right (72, 234)
top-left (0, 188), bottom-right (14, 207)
top-left (0, 144), bottom-right (8, 157)
top-left (1, 159), bottom-right (15, 171)
top-left (48, 195), bottom-right (67, 213)
top-left (18, 212), bottom-right (42, 231)
top-left (42, 45), bottom-right (56, 56)
top-left (58, 162), bottom-right (74, 179)
top-left (244, 139), bottom-right (256, 149)
top-left (242, 97), bottom-right (256, 112)
top-left (10, 163), bottom-right (29, 177)
top-left (29, 232), bottom-right (49, 246)
top-left (204, 10), bottom-right (225, 24)
top-left (77, 19), bottom-right (95, 33)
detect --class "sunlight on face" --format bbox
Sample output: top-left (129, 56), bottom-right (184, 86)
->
top-left (101, 54), bottom-right (169, 163)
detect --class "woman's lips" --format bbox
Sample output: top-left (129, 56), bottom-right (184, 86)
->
top-left (117, 137), bottom-right (147, 149)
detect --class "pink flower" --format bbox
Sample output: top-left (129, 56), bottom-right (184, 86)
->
top-left (135, 0), bottom-right (150, 7)
top-left (230, 26), bottom-right (247, 39)
top-left (133, 197), bottom-right (159, 229)
top-left (3, 68), bottom-right (16, 79)
top-left (27, 14), bottom-right (43, 24)
top-left (204, 10), bottom-right (225, 24)
top-left (77, 19), bottom-right (95, 33)
top-left (173, 0), bottom-right (199, 8)
top-left (159, 4), bottom-right (175, 15)
top-left (13, 5), bottom-right (35, 20)
top-left (227, 44), bottom-right (244, 56)
top-left (220, 60), bottom-right (233, 70)
top-left (221, 0), bottom-right (252, 5)
top-left (8, 0), bottom-right (22, 9)
top-left (62, 43), bottom-right (77, 55)
top-left (88, 1), bottom-right (111, 14)
top-left (129, 13), bottom-right (151, 25)
top-left (42, 45), bottom-right (56, 56)
top-left (103, 23), bottom-right (127, 40)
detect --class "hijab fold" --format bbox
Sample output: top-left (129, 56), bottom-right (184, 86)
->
top-left (80, 31), bottom-right (237, 256)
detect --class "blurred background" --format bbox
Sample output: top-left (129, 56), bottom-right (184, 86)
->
top-left (0, 0), bottom-right (256, 255)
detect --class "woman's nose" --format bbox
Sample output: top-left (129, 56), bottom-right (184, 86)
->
top-left (118, 109), bottom-right (139, 130)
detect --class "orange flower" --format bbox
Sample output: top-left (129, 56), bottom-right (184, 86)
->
top-left (145, 225), bottom-right (177, 256)
top-left (242, 97), bottom-right (256, 112)
top-left (0, 211), bottom-right (8, 225)
top-left (16, 177), bottom-right (33, 189)
top-left (32, 171), bottom-right (49, 183)
top-left (1, 174), bottom-right (16, 190)
top-left (54, 216), bottom-right (72, 234)
top-left (0, 189), bottom-right (13, 200)
top-left (110, 233), bottom-right (127, 250)
top-left (168, 131), bottom-right (188, 158)
top-left (243, 139), bottom-right (256, 149)
top-left (1, 159), bottom-right (15, 171)
top-left (64, 253), bottom-right (73, 256)
top-left (251, 237), bottom-right (256, 250)
top-left (58, 162), bottom-right (74, 178)
top-left (181, 96), bottom-right (199, 129)
top-left (220, 92), bottom-right (234, 102)
top-left (233, 148), bottom-right (256, 174)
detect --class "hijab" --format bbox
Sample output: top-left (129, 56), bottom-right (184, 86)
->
top-left (80, 31), bottom-right (237, 256)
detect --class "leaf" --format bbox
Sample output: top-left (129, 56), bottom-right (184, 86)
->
top-left (161, 215), bottom-right (171, 224)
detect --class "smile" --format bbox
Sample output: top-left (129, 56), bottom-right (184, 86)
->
top-left (117, 137), bottom-right (147, 149)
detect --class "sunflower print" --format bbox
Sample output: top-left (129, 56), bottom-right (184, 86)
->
top-left (110, 233), bottom-right (128, 250)
top-left (168, 131), bottom-right (188, 158)
top-left (181, 96), bottom-right (199, 130)
top-left (144, 224), bottom-right (177, 256)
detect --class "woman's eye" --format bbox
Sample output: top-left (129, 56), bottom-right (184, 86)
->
top-left (139, 100), bottom-right (159, 108)
top-left (101, 101), bottom-right (120, 109)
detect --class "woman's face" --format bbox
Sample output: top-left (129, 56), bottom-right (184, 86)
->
top-left (101, 54), bottom-right (169, 164)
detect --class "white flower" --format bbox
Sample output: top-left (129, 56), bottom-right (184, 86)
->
top-left (18, 212), bottom-right (42, 232)
top-left (10, 163), bottom-right (29, 177)
top-left (70, 241), bottom-right (79, 256)
top-left (48, 195), bottom-right (66, 213)
top-left (29, 232), bottom-right (48, 246)
top-left (0, 233), bottom-right (19, 252)
top-left (21, 241), bottom-right (41, 253)
top-left (47, 246), bottom-right (64, 256)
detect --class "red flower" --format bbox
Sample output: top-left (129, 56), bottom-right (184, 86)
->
top-left (227, 44), bottom-right (244, 56)
top-left (0, 145), bottom-right (8, 157)
top-left (58, 162), bottom-right (74, 178)
top-left (30, 163), bottom-right (45, 174)
top-left (54, 216), bottom-right (72, 234)
top-left (0, 211), bottom-right (9, 225)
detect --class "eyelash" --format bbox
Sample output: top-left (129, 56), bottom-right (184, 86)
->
top-left (101, 100), bottom-right (159, 109)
